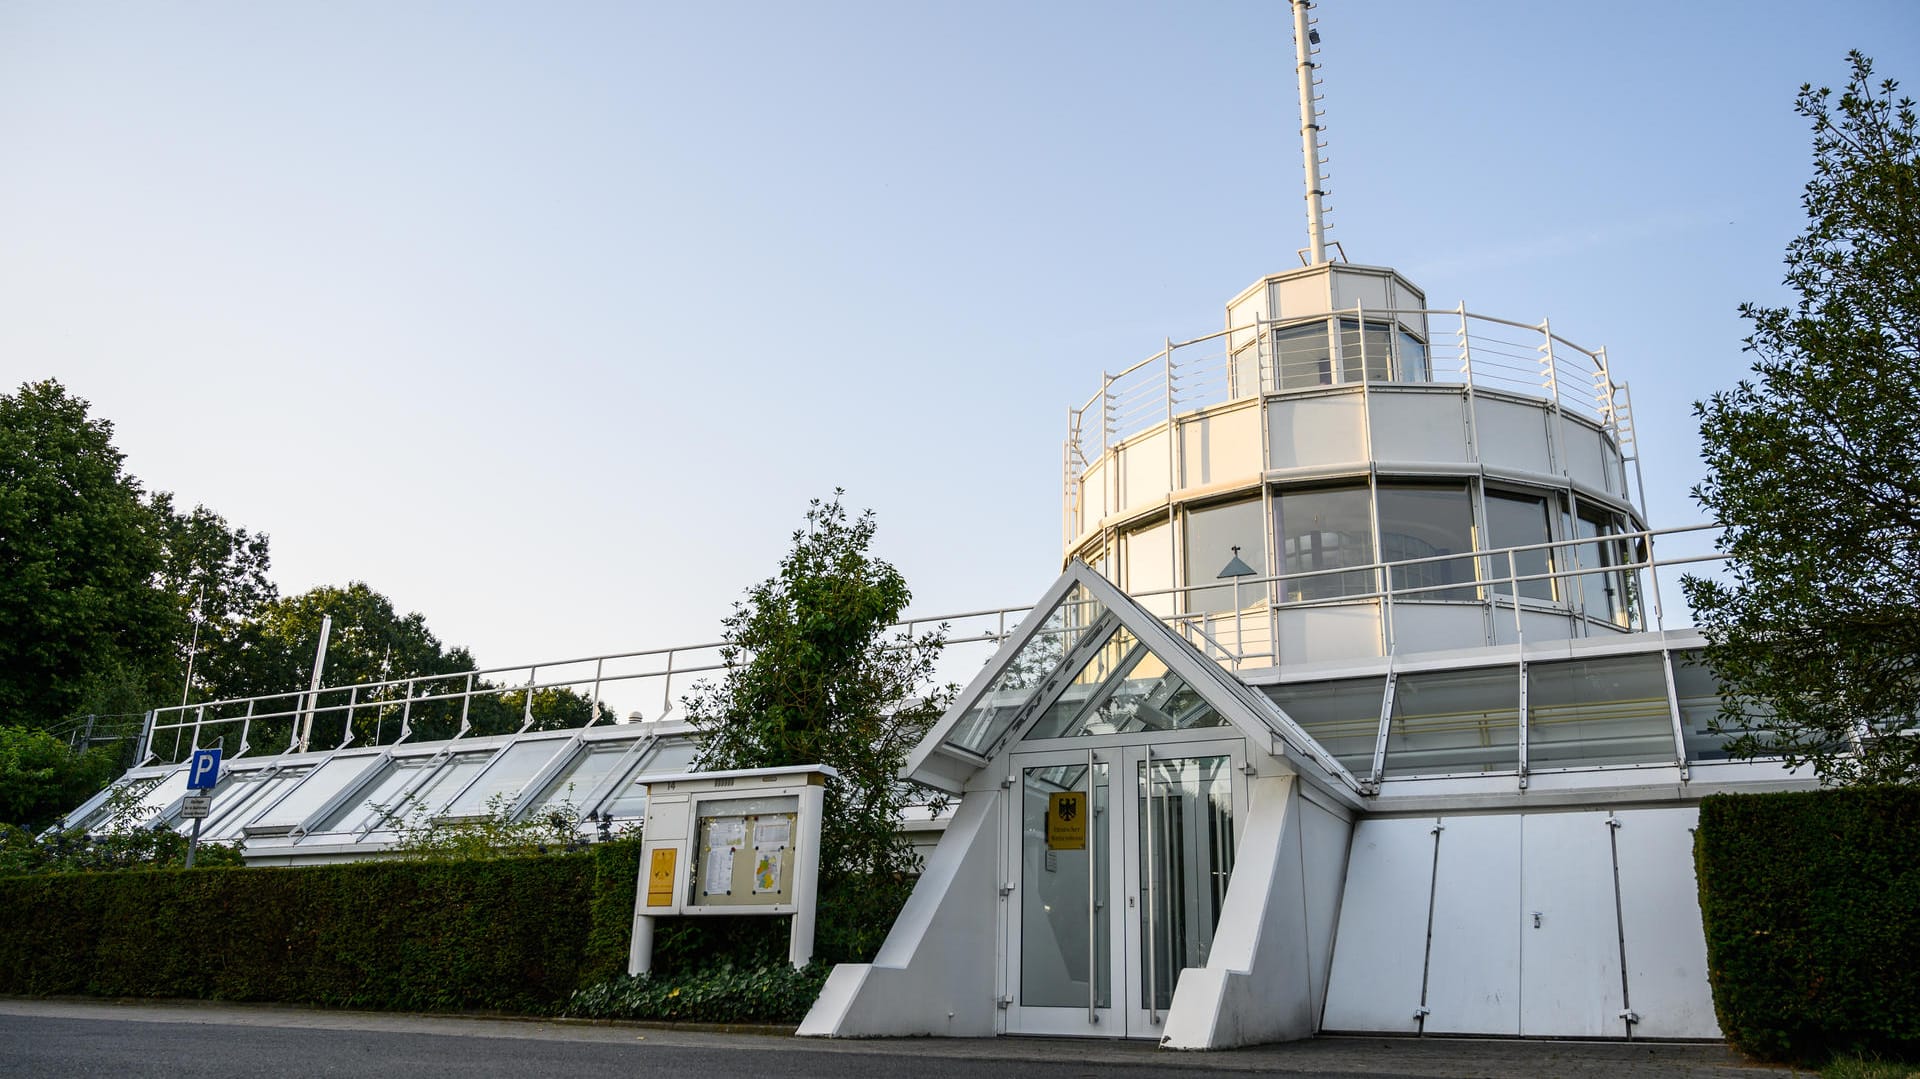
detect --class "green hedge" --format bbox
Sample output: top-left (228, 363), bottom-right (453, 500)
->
top-left (1697, 788), bottom-right (1920, 1064)
top-left (0, 839), bottom-right (644, 1013)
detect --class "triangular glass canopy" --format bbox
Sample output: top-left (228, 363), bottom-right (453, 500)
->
top-left (909, 563), bottom-right (1364, 803)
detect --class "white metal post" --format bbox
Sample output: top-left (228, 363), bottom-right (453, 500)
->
top-left (298, 614), bottom-right (332, 753)
top-left (789, 778), bottom-right (826, 969)
top-left (1291, 0), bottom-right (1327, 264)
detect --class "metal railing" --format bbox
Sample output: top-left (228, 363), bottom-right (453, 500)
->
top-left (1062, 305), bottom-right (1627, 538)
top-left (137, 523), bottom-right (1732, 769)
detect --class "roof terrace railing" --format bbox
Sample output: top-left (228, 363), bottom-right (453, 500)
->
top-left (137, 523), bottom-right (1729, 770)
top-left (1063, 306), bottom-right (1628, 501)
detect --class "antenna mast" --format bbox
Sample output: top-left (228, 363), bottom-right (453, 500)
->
top-left (1291, 0), bottom-right (1329, 264)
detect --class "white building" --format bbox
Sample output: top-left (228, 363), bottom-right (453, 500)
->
top-left (796, 0), bottom-right (1810, 1048)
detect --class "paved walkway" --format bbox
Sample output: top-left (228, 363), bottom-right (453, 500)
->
top-left (0, 998), bottom-right (1787, 1078)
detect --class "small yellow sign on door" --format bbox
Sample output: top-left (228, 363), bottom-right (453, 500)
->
top-left (1047, 791), bottom-right (1087, 850)
top-left (646, 847), bottom-right (678, 906)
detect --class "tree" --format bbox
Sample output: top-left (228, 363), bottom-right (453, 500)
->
top-left (684, 492), bottom-right (950, 962)
top-left (1686, 53), bottom-right (1920, 786)
top-left (150, 492), bottom-right (277, 706)
top-left (0, 726), bottom-right (119, 830)
top-left (0, 381), bottom-right (180, 728)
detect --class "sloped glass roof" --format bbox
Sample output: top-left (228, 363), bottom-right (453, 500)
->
top-left (57, 721), bottom-right (700, 862)
top-left (1023, 626), bottom-right (1225, 739)
top-left (941, 581), bottom-right (1107, 756)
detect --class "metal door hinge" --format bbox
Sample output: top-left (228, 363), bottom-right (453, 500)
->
top-left (1413, 1006), bottom-right (1430, 1019)
top-left (998, 882), bottom-right (1015, 897)
top-left (996, 996), bottom-right (1011, 1010)
top-left (1619, 1009), bottom-right (1640, 1024)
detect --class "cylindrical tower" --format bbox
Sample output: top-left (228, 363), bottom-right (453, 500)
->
top-left (1061, 259), bottom-right (1646, 672)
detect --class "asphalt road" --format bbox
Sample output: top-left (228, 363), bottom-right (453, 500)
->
top-left (0, 999), bottom-right (1783, 1078)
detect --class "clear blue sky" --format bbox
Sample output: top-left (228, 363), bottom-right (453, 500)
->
top-left (3, 2), bottom-right (1915, 693)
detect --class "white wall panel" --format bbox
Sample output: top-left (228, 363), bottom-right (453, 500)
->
top-left (1423, 813), bottom-right (1522, 1035)
top-left (1518, 812), bottom-right (1623, 1037)
top-left (1269, 395), bottom-right (1367, 470)
top-left (1081, 459), bottom-right (1108, 525)
top-left (1320, 817), bottom-right (1435, 1032)
top-left (1179, 405), bottom-right (1262, 489)
top-left (1367, 392), bottom-right (1470, 464)
top-left (1118, 429), bottom-right (1170, 513)
top-left (1473, 398), bottom-right (1551, 474)
top-left (1275, 275), bottom-right (1328, 321)
top-left (1388, 604), bottom-right (1489, 654)
top-left (1332, 270), bottom-right (1390, 312)
top-left (1299, 798), bottom-right (1353, 1020)
top-left (1614, 807), bottom-right (1722, 1039)
top-left (1562, 424), bottom-right (1608, 493)
top-left (1277, 605), bottom-right (1381, 665)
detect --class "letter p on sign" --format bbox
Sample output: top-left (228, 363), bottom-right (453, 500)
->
top-left (188, 748), bottom-right (222, 791)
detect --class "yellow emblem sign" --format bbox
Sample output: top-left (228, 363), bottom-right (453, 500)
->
top-left (1047, 791), bottom-right (1087, 850)
top-left (646, 847), bottom-right (678, 906)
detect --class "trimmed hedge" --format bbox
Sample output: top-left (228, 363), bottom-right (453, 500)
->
top-left (1697, 788), bottom-right (1920, 1064)
top-left (0, 839), bottom-right (643, 1013)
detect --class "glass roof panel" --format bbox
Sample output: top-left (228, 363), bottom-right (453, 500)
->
top-left (310, 757), bottom-right (434, 835)
top-left (245, 754), bottom-right (381, 833)
top-left (440, 738), bottom-right (571, 819)
top-left (528, 740), bottom-right (635, 813)
top-left (944, 582), bottom-right (1107, 755)
top-left (404, 752), bottom-right (494, 822)
top-left (204, 768), bottom-right (313, 840)
top-left (598, 738), bottom-right (700, 819)
top-left (1023, 626), bottom-right (1225, 739)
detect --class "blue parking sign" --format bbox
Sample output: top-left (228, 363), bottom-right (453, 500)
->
top-left (188, 748), bottom-right (222, 791)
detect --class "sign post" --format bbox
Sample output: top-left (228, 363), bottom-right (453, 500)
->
top-left (183, 746), bottom-right (222, 868)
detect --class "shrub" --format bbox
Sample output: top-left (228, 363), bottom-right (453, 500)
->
top-left (566, 962), bottom-right (829, 1024)
top-left (0, 837), bottom-right (646, 1013)
top-left (1697, 788), bottom-right (1920, 1064)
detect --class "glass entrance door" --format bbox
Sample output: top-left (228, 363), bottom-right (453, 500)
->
top-left (1005, 739), bottom-right (1243, 1038)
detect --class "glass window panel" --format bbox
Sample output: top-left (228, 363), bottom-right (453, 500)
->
top-left (310, 757), bottom-right (433, 835)
top-left (440, 738), bottom-right (570, 819)
top-left (407, 753), bottom-right (495, 820)
top-left (1266, 677), bottom-right (1386, 776)
top-left (1184, 498), bottom-right (1265, 615)
top-left (599, 739), bottom-right (703, 819)
top-left (69, 776), bottom-right (163, 833)
top-left (1574, 508), bottom-right (1639, 628)
top-left (1230, 342), bottom-right (1260, 400)
top-left (1024, 629), bottom-right (1224, 740)
top-left (1528, 655), bottom-right (1675, 768)
top-left (1338, 318), bottom-right (1394, 383)
top-left (1277, 486), bottom-right (1375, 602)
top-left (205, 768), bottom-right (314, 840)
top-left (1670, 651), bottom-right (1779, 762)
top-left (1384, 666), bottom-right (1520, 777)
top-left (1484, 491), bottom-right (1556, 602)
top-left (1123, 522), bottom-right (1174, 618)
top-left (1273, 321), bottom-right (1333, 390)
top-left (1398, 331), bottom-right (1430, 382)
top-left (530, 741), bottom-right (634, 813)
top-left (128, 770), bottom-right (191, 824)
top-left (1376, 485), bottom-right (1476, 601)
top-left (246, 754), bottom-right (381, 832)
top-left (945, 583), bottom-right (1108, 755)
top-left (1020, 761), bottom-right (1109, 1009)
top-left (1138, 755), bottom-right (1235, 1011)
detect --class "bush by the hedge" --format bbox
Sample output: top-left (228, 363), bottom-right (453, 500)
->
top-left (566, 963), bottom-right (828, 1024)
top-left (0, 839), bottom-right (644, 1012)
top-left (1697, 787), bottom-right (1920, 1064)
